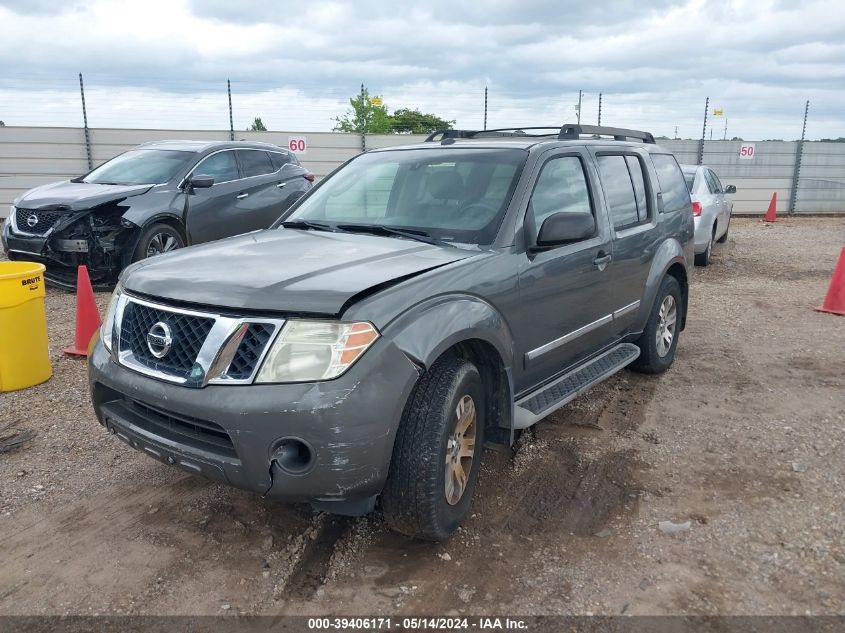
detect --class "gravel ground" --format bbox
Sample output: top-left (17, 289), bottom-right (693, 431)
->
top-left (0, 217), bottom-right (843, 616)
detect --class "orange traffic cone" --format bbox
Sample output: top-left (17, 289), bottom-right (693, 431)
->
top-left (815, 247), bottom-right (845, 316)
top-left (63, 265), bottom-right (102, 356)
top-left (764, 192), bottom-right (778, 222)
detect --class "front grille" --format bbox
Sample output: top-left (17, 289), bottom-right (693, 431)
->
top-left (225, 323), bottom-right (275, 380)
top-left (125, 399), bottom-right (236, 459)
top-left (15, 207), bottom-right (62, 235)
top-left (119, 302), bottom-right (214, 379)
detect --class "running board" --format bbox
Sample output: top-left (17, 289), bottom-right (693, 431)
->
top-left (513, 343), bottom-right (640, 429)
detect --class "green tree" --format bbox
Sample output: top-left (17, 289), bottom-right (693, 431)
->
top-left (390, 108), bottom-right (455, 134)
top-left (333, 86), bottom-right (392, 134)
top-left (249, 116), bottom-right (267, 132)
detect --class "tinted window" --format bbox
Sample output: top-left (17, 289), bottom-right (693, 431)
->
top-left (237, 150), bottom-right (274, 177)
top-left (708, 170), bottom-right (723, 193)
top-left (287, 148), bottom-right (526, 245)
top-left (683, 171), bottom-right (695, 192)
top-left (83, 149), bottom-right (193, 185)
top-left (269, 151), bottom-right (290, 171)
top-left (597, 155), bottom-right (639, 229)
top-left (626, 156), bottom-right (649, 221)
top-left (651, 154), bottom-right (691, 213)
top-left (195, 150), bottom-right (239, 183)
top-left (529, 156), bottom-right (592, 229)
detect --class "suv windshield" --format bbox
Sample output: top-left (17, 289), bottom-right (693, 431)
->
top-left (83, 149), bottom-right (194, 185)
top-left (284, 148), bottom-right (527, 245)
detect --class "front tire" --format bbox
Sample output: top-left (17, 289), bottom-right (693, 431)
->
top-left (382, 355), bottom-right (485, 541)
top-left (132, 223), bottom-right (185, 263)
top-left (630, 276), bottom-right (682, 375)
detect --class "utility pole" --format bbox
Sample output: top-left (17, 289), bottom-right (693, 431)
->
top-left (227, 79), bottom-right (234, 141)
top-left (597, 93), bottom-right (602, 126)
top-left (360, 83), bottom-right (366, 152)
top-left (789, 100), bottom-right (810, 215)
top-left (78, 73), bottom-right (92, 170)
top-left (698, 96), bottom-right (709, 165)
top-left (576, 90), bottom-right (582, 124)
top-left (723, 118), bottom-right (728, 140)
top-left (674, 125), bottom-right (679, 140)
top-left (483, 86), bottom-right (488, 131)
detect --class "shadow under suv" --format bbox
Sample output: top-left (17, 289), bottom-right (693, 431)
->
top-left (88, 124), bottom-right (694, 541)
top-left (2, 140), bottom-right (313, 288)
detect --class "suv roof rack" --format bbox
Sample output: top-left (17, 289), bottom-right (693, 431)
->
top-left (424, 124), bottom-right (655, 144)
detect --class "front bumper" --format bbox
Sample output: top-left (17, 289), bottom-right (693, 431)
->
top-left (88, 333), bottom-right (420, 510)
top-left (3, 223), bottom-right (118, 290)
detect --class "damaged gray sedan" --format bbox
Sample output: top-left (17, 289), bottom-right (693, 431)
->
top-left (1, 140), bottom-right (313, 288)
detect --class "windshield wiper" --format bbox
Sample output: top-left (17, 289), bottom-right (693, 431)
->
top-left (280, 219), bottom-right (336, 232)
top-left (335, 224), bottom-right (453, 247)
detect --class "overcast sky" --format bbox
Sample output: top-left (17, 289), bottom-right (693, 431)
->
top-left (1, 0), bottom-right (843, 139)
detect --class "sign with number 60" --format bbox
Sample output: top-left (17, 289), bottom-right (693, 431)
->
top-left (288, 136), bottom-right (307, 154)
top-left (739, 143), bottom-right (755, 159)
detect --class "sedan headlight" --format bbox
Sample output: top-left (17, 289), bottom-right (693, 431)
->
top-left (255, 320), bottom-right (379, 383)
top-left (101, 283), bottom-right (123, 352)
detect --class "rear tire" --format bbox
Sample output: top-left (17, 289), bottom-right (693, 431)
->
top-left (132, 223), bottom-right (185, 263)
top-left (382, 355), bottom-right (485, 541)
top-left (630, 276), bottom-right (682, 375)
top-left (694, 229), bottom-right (713, 267)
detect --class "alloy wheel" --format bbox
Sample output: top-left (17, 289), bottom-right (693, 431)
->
top-left (444, 394), bottom-right (476, 506)
top-left (655, 295), bottom-right (677, 357)
top-left (146, 233), bottom-right (180, 257)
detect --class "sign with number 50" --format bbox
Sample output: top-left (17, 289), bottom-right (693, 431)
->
top-left (288, 136), bottom-right (307, 154)
top-left (739, 143), bottom-right (755, 159)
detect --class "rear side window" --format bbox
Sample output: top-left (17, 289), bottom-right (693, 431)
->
top-left (269, 151), bottom-right (291, 171)
top-left (651, 154), bottom-right (691, 213)
top-left (597, 155), bottom-right (639, 229)
top-left (626, 156), bottom-right (649, 222)
top-left (237, 150), bottom-right (274, 177)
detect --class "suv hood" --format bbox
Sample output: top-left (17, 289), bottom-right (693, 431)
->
top-left (15, 180), bottom-right (154, 211)
top-left (123, 228), bottom-right (475, 315)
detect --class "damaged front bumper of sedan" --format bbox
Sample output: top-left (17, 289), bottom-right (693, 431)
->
top-left (2, 205), bottom-right (141, 289)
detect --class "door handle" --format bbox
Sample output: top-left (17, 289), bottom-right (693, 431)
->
top-left (276, 182), bottom-right (287, 189)
top-left (236, 193), bottom-right (249, 199)
top-left (593, 253), bottom-right (612, 270)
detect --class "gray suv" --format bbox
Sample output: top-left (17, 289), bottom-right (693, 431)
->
top-left (88, 124), bottom-right (693, 541)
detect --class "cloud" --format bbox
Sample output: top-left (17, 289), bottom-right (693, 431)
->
top-left (0, 0), bottom-right (842, 139)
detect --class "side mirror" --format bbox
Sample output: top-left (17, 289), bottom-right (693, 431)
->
top-left (535, 212), bottom-right (595, 247)
top-left (724, 184), bottom-right (737, 194)
top-left (189, 174), bottom-right (214, 189)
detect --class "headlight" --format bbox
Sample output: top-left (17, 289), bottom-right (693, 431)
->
top-left (101, 283), bottom-right (123, 352)
top-left (255, 320), bottom-right (379, 383)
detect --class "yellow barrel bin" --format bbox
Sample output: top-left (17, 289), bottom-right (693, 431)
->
top-left (0, 262), bottom-right (52, 392)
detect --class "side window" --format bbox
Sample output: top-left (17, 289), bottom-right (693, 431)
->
top-left (269, 151), bottom-right (291, 171)
top-left (195, 150), bottom-right (239, 183)
top-left (237, 150), bottom-right (274, 177)
top-left (708, 170), bottom-right (723, 193)
top-left (651, 154), bottom-right (691, 213)
top-left (529, 156), bottom-right (592, 229)
top-left (597, 155), bottom-right (638, 229)
top-left (626, 156), bottom-right (649, 222)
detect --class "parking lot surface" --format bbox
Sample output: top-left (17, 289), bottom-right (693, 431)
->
top-left (1, 217), bottom-right (843, 616)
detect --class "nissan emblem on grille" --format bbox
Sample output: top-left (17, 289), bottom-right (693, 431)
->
top-left (146, 322), bottom-right (173, 358)
top-left (27, 214), bottom-right (39, 228)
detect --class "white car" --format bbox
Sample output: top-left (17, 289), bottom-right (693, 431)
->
top-left (681, 165), bottom-right (736, 266)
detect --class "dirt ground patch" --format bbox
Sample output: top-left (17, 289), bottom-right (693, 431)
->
top-left (1, 217), bottom-right (844, 616)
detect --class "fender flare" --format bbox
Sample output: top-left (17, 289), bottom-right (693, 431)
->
top-left (385, 294), bottom-right (514, 371)
top-left (637, 238), bottom-right (689, 331)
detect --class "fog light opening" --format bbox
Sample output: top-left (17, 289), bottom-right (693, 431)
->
top-left (272, 438), bottom-right (314, 475)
